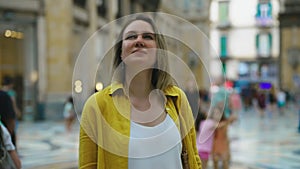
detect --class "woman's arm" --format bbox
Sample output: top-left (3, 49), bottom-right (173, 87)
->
top-left (177, 89), bottom-right (202, 168)
top-left (9, 150), bottom-right (21, 169)
top-left (217, 115), bottom-right (237, 128)
top-left (79, 127), bottom-right (98, 169)
top-left (1, 124), bottom-right (21, 169)
top-left (79, 95), bottom-right (100, 169)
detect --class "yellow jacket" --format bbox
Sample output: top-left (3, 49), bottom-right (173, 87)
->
top-left (79, 83), bottom-right (202, 169)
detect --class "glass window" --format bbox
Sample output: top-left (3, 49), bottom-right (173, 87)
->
top-left (238, 62), bottom-right (249, 77)
top-left (220, 35), bottom-right (227, 57)
top-left (256, 1), bottom-right (272, 19)
top-left (218, 1), bottom-right (229, 25)
top-left (184, 0), bottom-right (190, 11)
top-left (255, 1), bottom-right (273, 26)
top-left (256, 33), bottom-right (272, 57)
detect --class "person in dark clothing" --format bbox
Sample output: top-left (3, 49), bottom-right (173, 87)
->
top-left (184, 79), bottom-right (200, 119)
top-left (0, 90), bottom-right (16, 146)
top-left (257, 91), bottom-right (266, 117)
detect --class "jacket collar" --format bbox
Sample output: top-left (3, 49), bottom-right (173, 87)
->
top-left (109, 82), bottom-right (179, 98)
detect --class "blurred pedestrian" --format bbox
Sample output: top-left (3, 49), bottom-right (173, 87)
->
top-left (295, 90), bottom-right (300, 133)
top-left (210, 76), bottom-right (231, 118)
top-left (63, 96), bottom-right (75, 133)
top-left (211, 108), bottom-right (236, 169)
top-left (199, 89), bottom-right (209, 113)
top-left (267, 86), bottom-right (277, 116)
top-left (0, 89), bottom-right (17, 147)
top-left (195, 107), bottom-right (234, 169)
top-left (195, 111), bottom-right (209, 169)
top-left (184, 79), bottom-right (200, 118)
top-left (276, 88), bottom-right (286, 115)
top-left (1, 76), bottom-right (22, 118)
top-left (1, 75), bottom-right (21, 147)
top-left (229, 89), bottom-right (243, 122)
top-left (0, 123), bottom-right (21, 169)
top-left (79, 14), bottom-right (201, 168)
top-left (257, 91), bottom-right (266, 118)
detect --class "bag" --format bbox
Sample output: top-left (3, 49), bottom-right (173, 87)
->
top-left (181, 147), bottom-right (189, 169)
top-left (0, 126), bottom-right (17, 169)
top-left (172, 98), bottom-right (190, 169)
top-left (0, 147), bottom-right (17, 169)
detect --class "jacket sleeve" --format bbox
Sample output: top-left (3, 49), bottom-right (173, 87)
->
top-left (178, 89), bottom-right (202, 168)
top-left (79, 94), bottom-right (100, 169)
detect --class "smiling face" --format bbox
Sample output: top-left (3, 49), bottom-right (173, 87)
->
top-left (121, 20), bottom-right (157, 69)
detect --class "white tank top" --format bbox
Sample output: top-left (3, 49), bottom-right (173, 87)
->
top-left (128, 114), bottom-right (183, 169)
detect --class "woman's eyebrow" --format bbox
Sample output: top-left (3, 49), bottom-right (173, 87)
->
top-left (124, 31), bottom-right (155, 35)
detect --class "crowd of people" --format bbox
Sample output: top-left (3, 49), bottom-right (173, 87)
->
top-left (184, 76), bottom-right (299, 169)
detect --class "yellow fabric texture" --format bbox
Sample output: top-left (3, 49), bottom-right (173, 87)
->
top-left (79, 83), bottom-right (202, 169)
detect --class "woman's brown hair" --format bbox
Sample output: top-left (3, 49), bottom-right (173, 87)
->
top-left (113, 14), bottom-right (174, 90)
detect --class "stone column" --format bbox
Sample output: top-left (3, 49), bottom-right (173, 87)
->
top-left (44, 0), bottom-right (73, 119)
top-left (36, 0), bottom-right (47, 120)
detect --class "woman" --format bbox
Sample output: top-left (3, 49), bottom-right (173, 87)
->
top-left (79, 14), bottom-right (201, 169)
top-left (0, 91), bottom-right (21, 169)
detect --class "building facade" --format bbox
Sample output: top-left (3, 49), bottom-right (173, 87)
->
top-left (209, 0), bottom-right (281, 89)
top-left (279, 0), bottom-right (300, 92)
top-left (3, 0), bottom-right (288, 120)
top-left (0, 0), bottom-right (162, 120)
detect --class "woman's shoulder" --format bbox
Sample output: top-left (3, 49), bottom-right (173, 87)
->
top-left (164, 85), bottom-right (185, 96)
top-left (85, 84), bottom-right (121, 106)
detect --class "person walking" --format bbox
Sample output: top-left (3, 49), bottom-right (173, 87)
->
top-left (63, 96), bottom-right (76, 133)
top-left (211, 109), bottom-right (236, 169)
top-left (79, 14), bottom-right (201, 169)
top-left (1, 75), bottom-right (21, 147)
top-left (0, 90), bottom-right (21, 168)
top-left (0, 88), bottom-right (17, 147)
top-left (184, 79), bottom-right (200, 119)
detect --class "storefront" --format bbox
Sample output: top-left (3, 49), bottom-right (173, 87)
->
top-left (0, 10), bottom-right (40, 120)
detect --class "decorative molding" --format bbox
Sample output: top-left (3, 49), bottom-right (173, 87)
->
top-left (0, 0), bottom-right (39, 12)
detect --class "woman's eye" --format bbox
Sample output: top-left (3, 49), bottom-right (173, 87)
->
top-left (125, 34), bottom-right (137, 40)
top-left (143, 33), bottom-right (155, 40)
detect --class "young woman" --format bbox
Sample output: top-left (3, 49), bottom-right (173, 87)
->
top-left (79, 14), bottom-right (201, 169)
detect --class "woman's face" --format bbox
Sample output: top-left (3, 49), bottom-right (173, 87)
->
top-left (121, 20), bottom-right (157, 69)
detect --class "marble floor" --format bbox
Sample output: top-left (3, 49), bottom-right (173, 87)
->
top-left (17, 105), bottom-right (300, 169)
top-left (228, 105), bottom-right (300, 169)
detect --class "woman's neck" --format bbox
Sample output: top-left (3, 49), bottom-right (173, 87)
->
top-left (126, 70), bottom-right (153, 98)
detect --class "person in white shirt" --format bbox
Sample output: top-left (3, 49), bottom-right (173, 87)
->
top-left (1, 123), bottom-right (21, 169)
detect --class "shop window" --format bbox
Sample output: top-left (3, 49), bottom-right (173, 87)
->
top-left (256, 33), bottom-right (272, 57)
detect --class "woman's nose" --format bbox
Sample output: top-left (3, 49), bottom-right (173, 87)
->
top-left (134, 35), bottom-right (145, 47)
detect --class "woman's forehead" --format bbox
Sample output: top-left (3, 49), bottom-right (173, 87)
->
top-left (123, 20), bottom-right (154, 34)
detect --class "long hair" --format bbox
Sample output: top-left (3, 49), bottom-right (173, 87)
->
top-left (113, 14), bottom-right (174, 90)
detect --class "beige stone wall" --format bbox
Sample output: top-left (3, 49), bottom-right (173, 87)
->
top-left (45, 0), bottom-right (73, 93)
top-left (281, 28), bottom-right (300, 90)
top-left (0, 37), bottom-right (24, 78)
